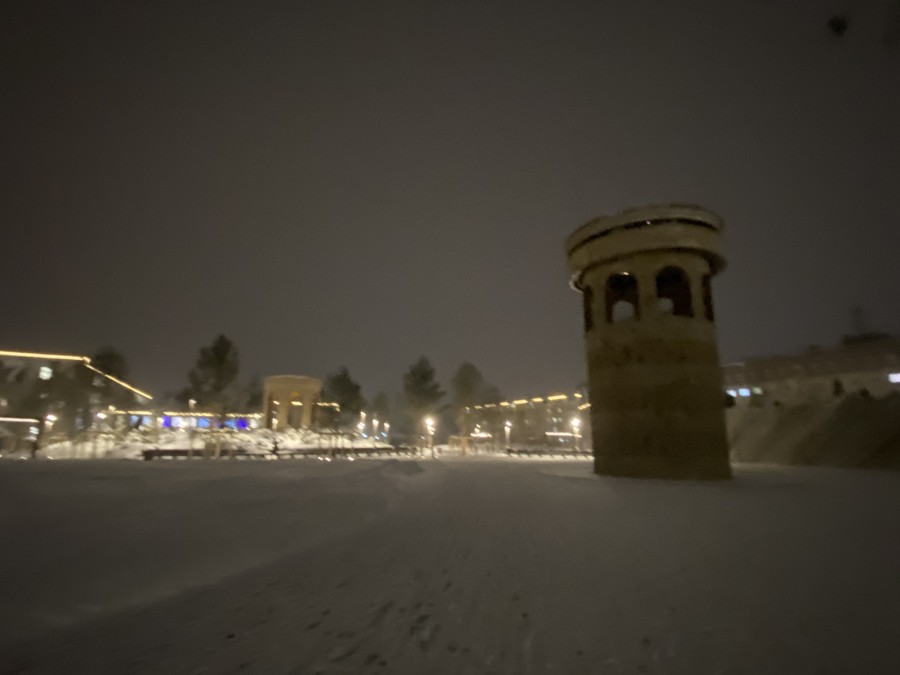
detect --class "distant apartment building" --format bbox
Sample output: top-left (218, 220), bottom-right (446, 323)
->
top-left (723, 335), bottom-right (900, 406)
top-left (460, 391), bottom-right (590, 450)
top-left (0, 349), bottom-right (153, 449)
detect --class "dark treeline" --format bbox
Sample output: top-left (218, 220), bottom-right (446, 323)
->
top-left (322, 356), bottom-right (503, 442)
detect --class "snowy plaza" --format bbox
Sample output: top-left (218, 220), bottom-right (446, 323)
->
top-left (1, 458), bottom-right (898, 674)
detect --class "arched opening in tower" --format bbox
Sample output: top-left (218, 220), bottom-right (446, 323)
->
top-left (605, 273), bottom-right (639, 322)
top-left (655, 266), bottom-right (694, 317)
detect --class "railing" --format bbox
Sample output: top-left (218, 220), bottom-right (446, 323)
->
top-left (141, 445), bottom-right (425, 461)
top-left (505, 447), bottom-right (592, 459)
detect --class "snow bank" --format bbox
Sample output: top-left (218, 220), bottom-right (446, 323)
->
top-left (728, 391), bottom-right (900, 469)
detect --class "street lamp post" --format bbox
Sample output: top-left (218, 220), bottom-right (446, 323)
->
top-left (424, 416), bottom-right (435, 458)
top-left (93, 411), bottom-right (107, 458)
top-left (372, 418), bottom-right (379, 447)
top-left (185, 399), bottom-right (196, 451)
top-left (504, 420), bottom-right (512, 451)
top-left (571, 416), bottom-right (582, 452)
top-left (38, 413), bottom-right (57, 458)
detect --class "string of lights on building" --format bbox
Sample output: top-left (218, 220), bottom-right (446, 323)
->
top-left (462, 391), bottom-right (590, 449)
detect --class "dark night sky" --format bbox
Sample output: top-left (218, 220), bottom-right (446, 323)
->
top-left (2, 1), bottom-right (899, 401)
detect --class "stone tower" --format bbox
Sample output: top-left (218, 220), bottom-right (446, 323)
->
top-left (565, 204), bottom-right (731, 480)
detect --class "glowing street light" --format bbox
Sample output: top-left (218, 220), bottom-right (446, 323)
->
top-left (42, 413), bottom-right (58, 448)
top-left (424, 416), bottom-right (436, 456)
top-left (571, 416), bottom-right (582, 451)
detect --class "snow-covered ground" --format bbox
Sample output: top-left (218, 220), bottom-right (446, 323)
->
top-left (0, 459), bottom-right (898, 673)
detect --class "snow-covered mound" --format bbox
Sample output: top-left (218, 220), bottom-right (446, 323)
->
top-left (728, 391), bottom-right (900, 469)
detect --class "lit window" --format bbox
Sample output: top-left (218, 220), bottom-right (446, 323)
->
top-left (889, 373), bottom-right (900, 384)
top-left (752, 387), bottom-right (763, 394)
top-left (39, 366), bottom-right (53, 380)
top-left (737, 388), bottom-right (751, 397)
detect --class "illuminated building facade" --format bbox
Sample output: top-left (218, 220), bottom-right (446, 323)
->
top-left (460, 392), bottom-right (590, 450)
top-left (723, 335), bottom-right (900, 406)
top-left (108, 409), bottom-right (263, 431)
top-left (0, 352), bottom-right (348, 450)
top-left (0, 349), bottom-right (153, 449)
top-left (104, 376), bottom-right (338, 434)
